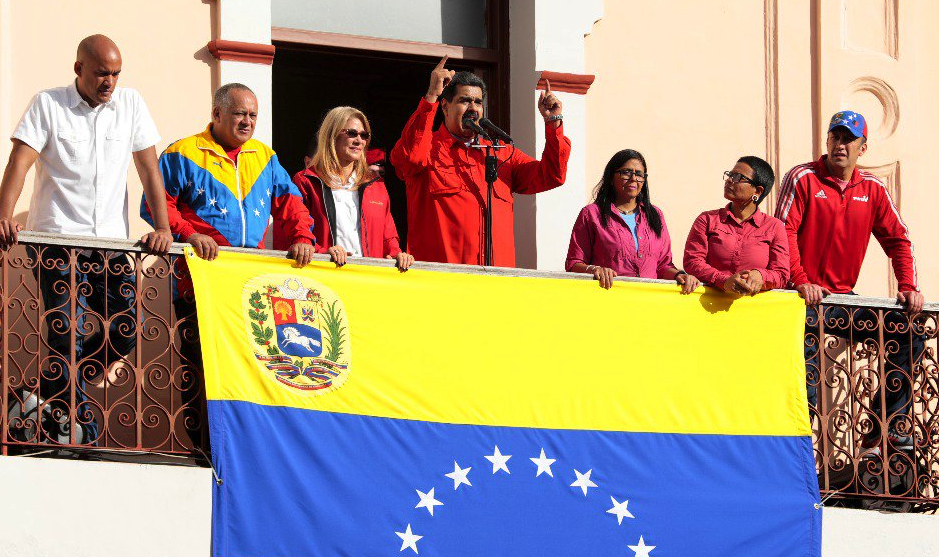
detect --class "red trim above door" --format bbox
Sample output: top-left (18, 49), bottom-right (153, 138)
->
top-left (207, 40), bottom-right (276, 65)
top-left (537, 71), bottom-right (595, 95)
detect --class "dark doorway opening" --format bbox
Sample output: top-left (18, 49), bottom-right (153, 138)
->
top-left (271, 45), bottom-right (499, 250)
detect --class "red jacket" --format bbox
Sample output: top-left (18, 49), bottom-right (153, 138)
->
top-left (775, 155), bottom-right (917, 293)
top-left (273, 168), bottom-right (402, 258)
top-left (390, 98), bottom-right (571, 266)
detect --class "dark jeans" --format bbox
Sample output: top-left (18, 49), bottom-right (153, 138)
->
top-left (35, 248), bottom-right (136, 444)
top-left (804, 303), bottom-right (925, 444)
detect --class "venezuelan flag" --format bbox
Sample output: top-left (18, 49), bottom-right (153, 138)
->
top-left (188, 250), bottom-right (821, 557)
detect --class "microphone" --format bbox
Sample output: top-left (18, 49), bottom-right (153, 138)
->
top-left (479, 118), bottom-right (513, 143)
top-left (462, 116), bottom-right (489, 139)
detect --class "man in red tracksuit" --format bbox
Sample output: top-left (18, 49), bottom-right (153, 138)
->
top-left (776, 110), bottom-right (923, 448)
top-left (390, 56), bottom-right (571, 267)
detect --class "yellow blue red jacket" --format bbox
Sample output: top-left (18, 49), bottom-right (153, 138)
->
top-left (142, 125), bottom-right (314, 248)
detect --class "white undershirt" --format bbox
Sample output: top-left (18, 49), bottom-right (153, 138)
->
top-left (331, 172), bottom-right (362, 256)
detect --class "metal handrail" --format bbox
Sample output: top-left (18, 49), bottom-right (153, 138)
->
top-left (14, 231), bottom-right (931, 310)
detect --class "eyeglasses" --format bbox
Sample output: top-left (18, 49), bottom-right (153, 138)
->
top-left (723, 171), bottom-right (754, 185)
top-left (614, 169), bottom-right (647, 182)
top-left (339, 129), bottom-right (371, 141)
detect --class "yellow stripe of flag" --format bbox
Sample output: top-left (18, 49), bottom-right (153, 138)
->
top-left (188, 250), bottom-right (810, 438)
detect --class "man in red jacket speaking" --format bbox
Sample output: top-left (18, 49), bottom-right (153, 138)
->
top-left (776, 110), bottom-right (923, 448)
top-left (391, 56), bottom-right (571, 267)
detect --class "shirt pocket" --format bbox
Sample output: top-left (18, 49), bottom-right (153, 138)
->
top-left (429, 162), bottom-right (465, 196)
top-left (56, 129), bottom-right (91, 162)
top-left (745, 228), bottom-right (773, 258)
top-left (704, 223), bottom-right (739, 255)
top-left (105, 131), bottom-right (129, 162)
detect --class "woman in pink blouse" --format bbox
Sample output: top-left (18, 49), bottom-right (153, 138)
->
top-left (566, 149), bottom-right (700, 293)
top-left (683, 156), bottom-right (790, 294)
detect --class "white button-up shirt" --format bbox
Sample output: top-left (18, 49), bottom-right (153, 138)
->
top-left (12, 81), bottom-right (160, 238)
top-left (331, 172), bottom-right (363, 256)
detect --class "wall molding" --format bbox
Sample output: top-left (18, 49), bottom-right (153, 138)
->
top-left (843, 76), bottom-right (899, 140)
top-left (271, 27), bottom-right (500, 63)
top-left (763, 0), bottom-right (780, 212)
top-left (536, 71), bottom-right (595, 95)
top-left (841, 0), bottom-right (898, 60)
top-left (206, 39), bottom-right (275, 65)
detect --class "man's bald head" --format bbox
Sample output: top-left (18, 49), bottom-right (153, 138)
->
top-left (73, 34), bottom-right (122, 107)
top-left (76, 34), bottom-right (120, 63)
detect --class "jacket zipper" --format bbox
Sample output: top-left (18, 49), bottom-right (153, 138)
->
top-left (358, 180), bottom-right (374, 254)
top-left (234, 159), bottom-right (246, 246)
top-left (318, 178), bottom-right (335, 244)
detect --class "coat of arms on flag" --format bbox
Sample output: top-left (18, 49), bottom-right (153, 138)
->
top-left (242, 275), bottom-right (350, 392)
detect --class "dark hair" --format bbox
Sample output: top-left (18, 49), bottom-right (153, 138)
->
top-left (592, 149), bottom-right (663, 237)
top-left (440, 71), bottom-right (487, 103)
top-left (736, 155), bottom-right (775, 204)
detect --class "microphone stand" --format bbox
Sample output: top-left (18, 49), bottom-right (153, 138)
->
top-left (468, 134), bottom-right (507, 267)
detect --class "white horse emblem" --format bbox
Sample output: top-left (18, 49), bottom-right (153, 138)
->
top-left (281, 326), bottom-right (322, 353)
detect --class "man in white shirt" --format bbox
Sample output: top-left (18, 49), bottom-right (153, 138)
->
top-left (0, 35), bottom-right (173, 444)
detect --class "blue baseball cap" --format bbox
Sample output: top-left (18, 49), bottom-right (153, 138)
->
top-left (828, 111), bottom-right (867, 139)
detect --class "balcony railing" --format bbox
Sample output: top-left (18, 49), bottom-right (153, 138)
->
top-left (2, 233), bottom-right (937, 510)
top-left (0, 233), bottom-right (206, 460)
top-left (807, 298), bottom-right (939, 511)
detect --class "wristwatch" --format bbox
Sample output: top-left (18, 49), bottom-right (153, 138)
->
top-left (545, 114), bottom-right (563, 122)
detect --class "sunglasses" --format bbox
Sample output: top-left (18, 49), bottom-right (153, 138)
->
top-left (340, 129), bottom-right (371, 141)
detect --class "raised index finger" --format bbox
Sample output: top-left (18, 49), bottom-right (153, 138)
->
top-left (434, 55), bottom-right (449, 70)
top-left (544, 79), bottom-right (552, 94)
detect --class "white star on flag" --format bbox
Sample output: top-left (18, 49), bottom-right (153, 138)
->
top-left (415, 487), bottom-right (443, 516)
top-left (606, 496), bottom-right (635, 524)
top-left (530, 448), bottom-right (556, 477)
top-left (628, 535), bottom-right (655, 556)
top-left (196, 186), bottom-right (205, 196)
top-left (253, 208), bottom-right (261, 217)
top-left (260, 199), bottom-right (265, 207)
top-left (208, 198), bottom-right (217, 206)
top-left (395, 524), bottom-right (422, 554)
top-left (220, 207), bottom-right (229, 216)
top-left (484, 445), bottom-right (512, 474)
top-left (444, 461), bottom-right (472, 490)
top-left (266, 189), bottom-right (271, 197)
top-left (570, 469), bottom-right (597, 496)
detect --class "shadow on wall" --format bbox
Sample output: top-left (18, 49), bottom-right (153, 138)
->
top-left (439, 0), bottom-right (488, 48)
top-left (200, 0), bottom-right (220, 95)
top-left (192, 46), bottom-right (216, 105)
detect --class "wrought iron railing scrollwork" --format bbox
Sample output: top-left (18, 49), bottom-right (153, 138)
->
top-left (1, 233), bottom-right (207, 457)
top-left (807, 299), bottom-right (939, 510)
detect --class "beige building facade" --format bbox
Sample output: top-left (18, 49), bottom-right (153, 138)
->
top-left (587, 0), bottom-right (939, 299)
top-left (1, 0), bottom-right (936, 299)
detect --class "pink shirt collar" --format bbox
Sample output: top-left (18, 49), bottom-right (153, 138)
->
top-left (718, 204), bottom-right (767, 226)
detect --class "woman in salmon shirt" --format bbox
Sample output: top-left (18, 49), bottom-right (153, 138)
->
top-left (683, 156), bottom-right (789, 294)
top-left (274, 106), bottom-right (413, 270)
top-left (565, 149), bottom-right (700, 293)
